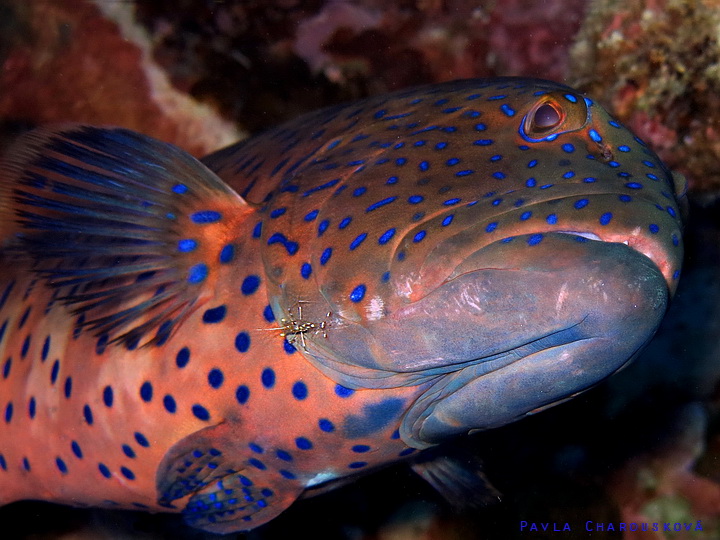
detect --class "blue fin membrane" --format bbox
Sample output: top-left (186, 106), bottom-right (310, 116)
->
top-left (0, 124), bottom-right (251, 346)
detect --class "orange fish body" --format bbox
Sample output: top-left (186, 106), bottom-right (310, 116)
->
top-left (0, 78), bottom-right (685, 533)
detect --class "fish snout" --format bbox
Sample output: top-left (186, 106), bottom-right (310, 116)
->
top-left (394, 233), bottom-right (669, 447)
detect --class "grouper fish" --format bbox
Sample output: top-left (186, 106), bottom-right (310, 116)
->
top-left (0, 78), bottom-right (685, 533)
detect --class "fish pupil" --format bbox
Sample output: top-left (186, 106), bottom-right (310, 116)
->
top-left (533, 103), bottom-right (562, 130)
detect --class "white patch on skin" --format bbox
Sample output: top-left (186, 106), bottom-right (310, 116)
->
top-left (305, 471), bottom-right (338, 487)
top-left (365, 296), bottom-right (385, 321)
top-left (555, 282), bottom-right (569, 313)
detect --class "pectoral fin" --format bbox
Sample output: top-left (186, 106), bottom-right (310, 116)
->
top-left (157, 422), bottom-right (304, 533)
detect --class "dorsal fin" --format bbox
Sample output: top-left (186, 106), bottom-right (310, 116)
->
top-left (0, 124), bottom-right (253, 347)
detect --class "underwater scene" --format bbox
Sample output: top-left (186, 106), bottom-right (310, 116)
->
top-left (0, 0), bottom-right (718, 538)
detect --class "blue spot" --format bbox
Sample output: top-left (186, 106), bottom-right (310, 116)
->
top-left (381, 271), bottom-right (390, 282)
top-left (546, 214), bottom-right (558, 225)
top-left (366, 196), bottom-right (397, 212)
top-left (584, 177), bottom-right (597, 183)
top-left (84, 404), bottom-right (93, 425)
top-left (50, 360), bottom-right (59, 384)
top-left (301, 263), bottom-right (312, 279)
top-left (419, 160), bottom-right (430, 172)
top-left (339, 216), bottom-right (352, 229)
top-left (187, 264), bottom-right (208, 284)
top-left (20, 336), bottom-right (30, 358)
top-left (103, 386), bottom-right (113, 407)
top-left (618, 145), bottom-right (631, 152)
top-left (386, 176), bottom-right (398, 184)
top-left (4, 402), bottom-right (12, 423)
top-left (276, 450), bottom-right (293, 461)
top-left (318, 219), bottom-right (330, 236)
top-left (446, 157), bottom-right (460, 166)
top-left (348, 462), bottom-right (367, 469)
top-left (344, 398), bottom-right (404, 438)
top-left (320, 247), bottom-right (332, 265)
top-left (457, 169), bottom-right (475, 177)
top-left (378, 229), bottom-right (396, 244)
top-left (172, 183), bottom-right (188, 194)
top-left (270, 207), bottom-right (286, 219)
top-left (139, 381), bottom-right (153, 402)
top-left (647, 173), bottom-right (659, 181)
top-left (574, 199), bottom-right (589, 209)
top-left (191, 211), bottom-right (222, 224)
top-left (563, 171), bottom-right (575, 179)
top-left (249, 458), bottom-right (266, 470)
top-left (292, 381), bottom-right (308, 400)
top-left (178, 239), bottom-right (198, 252)
top-left (202, 305), bottom-right (226, 324)
top-left (352, 445), bottom-right (370, 453)
top-left (2, 358), bottom-right (9, 379)
top-left (192, 404), bottom-right (210, 421)
top-left (625, 182), bottom-right (643, 189)
top-left (673, 269), bottom-right (681, 280)
top-left (0, 454), bottom-right (5, 470)
top-left (526, 177), bottom-right (537, 187)
top-left (163, 395), bottom-right (176, 413)
top-left (319, 419), bottom-right (335, 432)
top-left (249, 443), bottom-right (263, 454)
top-left (349, 284), bottom-right (366, 303)
top-left (413, 230), bottom-right (426, 243)
top-left (120, 467), bottom-right (135, 480)
top-left (40, 336), bottom-right (50, 361)
top-left (208, 369), bottom-right (224, 389)
top-left (486, 222), bottom-right (497, 233)
top-left (252, 222), bottom-right (262, 238)
top-left (395, 157), bottom-right (407, 166)
top-left (408, 195), bottom-right (424, 204)
top-left (28, 397), bottom-right (35, 419)
top-left (263, 305), bottom-right (275, 322)
top-left (261, 368), bottom-right (275, 389)
top-left (304, 209), bottom-right (319, 221)
top-left (267, 233), bottom-right (299, 255)
top-left (71, 441), bottom-right (83, 459)
top-left (599, 212), bottom-right (613, 225)
top-left (520, 211), bottom-right (532, 221)
top-left (528, 234), bottom-right (543, 246)
top-left (562, 143), bottom-right (575, 153)
top-left (280, 469), bottom-right (296, 479)
top-left (649, 224), bottom-right (659, 234)
top-left (122, 445), bottom-right (136, 459)
top-left (22, 458), bottom-right (30, 471)
top-left (241, 275), bottom-right (260, 295)
top-left (442, 215), bottom-right (454, 226)
top-left (219, 244), bottom-right (235, 264)
top-left (135, 432), bottom-right (149, 447)
top-left (295, 437), bottom-right (313, 450)
top-left (236, 385), bottom-right (250, 405)
top-left (284, 340), bottom-right (296, 354)
top-left (474, 138), bottom-right (494, 146)
top-left (335, 384), bottom-right (355, 398)
top-left (350, 233), bottom-right (367, 250)
top-left (500, 104), bottom-right (515, 116)
top-left (619, 194), bottom-right (632, 202)
top-left (589, 129), bottom-right (602, 143)
top-left (56, 457), bottom-right (68, 474)
top-left (176, 347), bottom-right (190, 368)
top-left (435, 142), bottom-right (448, 150)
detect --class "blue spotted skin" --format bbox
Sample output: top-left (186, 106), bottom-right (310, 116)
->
top-left (0, 78), bottom-right (684, 533)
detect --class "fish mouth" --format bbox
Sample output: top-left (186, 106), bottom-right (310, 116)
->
top-left (385, 231), bottom-right (671, 448)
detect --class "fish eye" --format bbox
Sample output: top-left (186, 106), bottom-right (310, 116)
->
top-left (520, 93), bottom-right (589, 142)
top-left (532, 103), bottom-right (562, 131)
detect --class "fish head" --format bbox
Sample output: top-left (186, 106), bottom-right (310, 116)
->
top-left (260, 79), bottom-right (684, 448)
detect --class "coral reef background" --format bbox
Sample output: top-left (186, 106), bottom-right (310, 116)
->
top-left (1, 0), bottom-right (719, 538)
